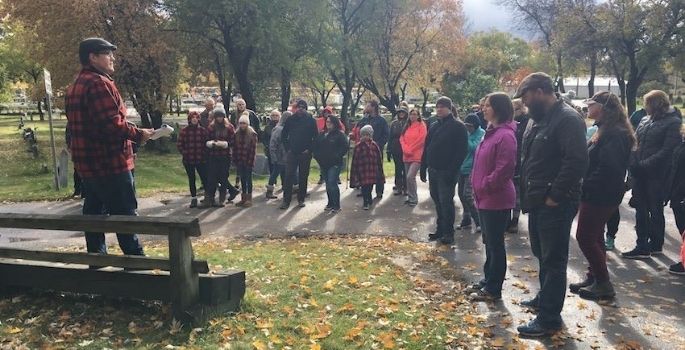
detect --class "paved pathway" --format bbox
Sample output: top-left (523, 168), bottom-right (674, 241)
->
top-left (0, 182), bottom-right (683, 349)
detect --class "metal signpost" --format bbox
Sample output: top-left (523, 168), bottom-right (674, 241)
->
top-left (44, 68), bottom-right (60, 190)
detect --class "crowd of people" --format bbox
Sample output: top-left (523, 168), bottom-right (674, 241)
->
top-left (65, 38), bottom-right (685, 339)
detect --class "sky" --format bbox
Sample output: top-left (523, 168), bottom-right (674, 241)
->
top-left (462, 0), bottom-right (531, 39)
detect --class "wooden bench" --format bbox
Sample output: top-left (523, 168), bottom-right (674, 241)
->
top-left (0, 213), bottom-right (245, 324)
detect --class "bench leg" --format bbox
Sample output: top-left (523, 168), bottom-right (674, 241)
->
top-left (168, 230), bottom-right (199, 324)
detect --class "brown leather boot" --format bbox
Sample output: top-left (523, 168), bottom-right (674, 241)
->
top-left (243, 193), bottom-right (253, 207)
top-left (235, 193), bottom-right (247, 207)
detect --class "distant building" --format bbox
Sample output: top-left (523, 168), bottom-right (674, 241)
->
top-left (563, 76), bottom-right (623, 99)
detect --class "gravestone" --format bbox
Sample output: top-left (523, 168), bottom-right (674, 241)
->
top-left (253, 155), bottom-right (269, 176)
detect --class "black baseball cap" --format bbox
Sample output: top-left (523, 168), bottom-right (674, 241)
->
top-left (513, 72), bottom-right (555, 99)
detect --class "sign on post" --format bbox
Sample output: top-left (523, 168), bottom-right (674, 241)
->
top-left (44, 68), bottom-right (60, 191)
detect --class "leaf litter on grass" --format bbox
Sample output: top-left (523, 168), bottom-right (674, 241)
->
top-left (0, 236), bottom-right (497, 349)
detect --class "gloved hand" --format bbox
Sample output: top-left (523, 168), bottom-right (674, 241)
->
top-left (420, 169), bottom-right (427, 183)
top-left (206, 140), bottom-right (215, 148)
top-left (215, 141), bottom-right (229, 149)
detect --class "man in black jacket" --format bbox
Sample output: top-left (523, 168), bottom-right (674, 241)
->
top-left (280, 99), bottom-right (318, 209)
top-left (420, 96), bottom-right (468, 245)
top-left (514, 72), bottom-right (588, 337)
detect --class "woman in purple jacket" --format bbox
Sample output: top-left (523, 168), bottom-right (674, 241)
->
top-left (468, 92), bottom-right (518, 302)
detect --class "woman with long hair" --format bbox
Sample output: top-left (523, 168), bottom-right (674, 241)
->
top-left (571, 91), bottom-right (636, 299)
top-left (232, 112), bottom-right (258, 207)
top-left (400, 109), bottom-right (427, 207)
top-left (314, 115), bottom-right (349, 213)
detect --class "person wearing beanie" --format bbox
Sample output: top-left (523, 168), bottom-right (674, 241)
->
top-left (280, 99), bottom-right (318, 209)
top-left (351, 125), bottom-right (385, 210)
top-left (230, 98), bottom-right (261, 139)
top-left (400, 109), bottom-right (427, 206)
top-left (66, 37), bottom-right (154, 257)
top-left (420, 96), bottom-right (469, 245)
top-left (389, 108), bottom-right (409, 196)
top-left (177, 111), bottom-right (209, 208)
top-left (267, 111), bottom-right (291, 199)
top-left (200, 108), bottom-right (238, 208)
top-left (353, 100), bottom-right (389, 198)
top-left (232, 112), bottom-right (258, 208)
top-left (457, 112), bottom-right (485, 232)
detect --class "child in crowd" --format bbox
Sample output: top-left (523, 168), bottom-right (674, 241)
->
top-left (232, 112), bottom-right (258, 208)
top-left (350, 125), bottom-right (385, 210)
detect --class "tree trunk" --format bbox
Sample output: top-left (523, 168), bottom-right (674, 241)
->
top-left (420, 88), bottom-right (429, 115)
top-left (280, 68), bottom-right (292, 112)
top-left (588, 53), bottom-right (597, 98)
top-left (400, 82), bottom-right (408, 102)
top-left (617, 79), bottom-right (627, 107)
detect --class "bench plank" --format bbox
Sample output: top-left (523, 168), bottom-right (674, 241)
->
top-left (0, 248), bottom-right (209, 273)
top-left (0, 213), bottom-right (201, 236)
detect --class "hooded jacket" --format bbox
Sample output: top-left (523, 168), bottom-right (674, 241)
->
top-left (471, 121), bottom-right (517, 210)
top-left (269, 117), bottom-right (288, 166)
top-left (400, 120), bottom-right (427, 163)
top-left (461, 126), bottom-right (485, 175)
top-left (630, 107), bottom-right (683, 182)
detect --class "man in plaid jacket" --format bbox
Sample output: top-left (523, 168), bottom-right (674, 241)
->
top-left (65, 37), bottom-right (153, 257)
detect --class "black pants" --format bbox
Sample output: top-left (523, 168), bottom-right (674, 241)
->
top-left (361, 184), bottom-right (374, 206)
top-left (283, 151), bottom-right (312, 204)
top-left (606, 209), bottom-right (620, 239)
top-left (672, 202), bottom-right (685, 235)
top-left (428, 168), bottom-right (457, 238)
top-left (183, 162), bottom-right (208, 198)
top-left (392, 152), bottom-right (406, 192)
top-left (206, 156), bottom-right (234, 200)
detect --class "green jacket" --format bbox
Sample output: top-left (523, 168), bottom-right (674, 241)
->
top-left (460, 127), bottom-right (485, 175)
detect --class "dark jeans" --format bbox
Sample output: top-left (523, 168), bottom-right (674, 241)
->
top-left (206, 156), bottom-right (233, 200)
top-left (323, 165), bottom-right (342, 209)
top-left (633, 178), bottom-right (666, 252)
top-left (361, 184), bottom-right (373, 206)
top-left (528, 200), bottom-right (578, 328)
top-left (81, 171), bottom-right (144, 255)
top-left (183, 162), bottom-right (207, 198)
top-left (73, 169), bottom-right (82, 195)
top-left (428, 168), bottom-right (457, 238)
top-left (672, 202), bottom-right (685, 235)
top-left (458, 174), bottom-right (480, 226)
top-left (237, 165), bottom-right (253, 194)
top-left (392, 152), bottom-right (406, 192)
top-left (576, 202), bottom-right (618, 282)
top-left (606, 209), bottom-right (620, 239)
top-left (283, 151), bottom-right (312, 204)
top-left (479, 209), bottom-right (511, 296)
top-left (268, 163), bottom-right (285, 187)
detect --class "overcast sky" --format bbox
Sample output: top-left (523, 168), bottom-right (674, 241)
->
top-left (462, 0), bottom-right (531, 39)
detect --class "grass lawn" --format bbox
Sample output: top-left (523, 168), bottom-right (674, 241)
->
top-left (0, 237), bottom-right (496, 349)
top-left (0, 116), bottom-right (396, 203)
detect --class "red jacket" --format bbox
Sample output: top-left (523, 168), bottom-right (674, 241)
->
top-left (177, 124), bottom-right (208, 164)
top-left (207, 122), bottom-right (235, 157)
top-left (65, 66), bottom-right (140, 178)
top-left (400, 120), bottom-right (427, 163)
top-left (350, 139), bottom-right (385, 187)
top-left (232, 128), bottom-right (257, 168)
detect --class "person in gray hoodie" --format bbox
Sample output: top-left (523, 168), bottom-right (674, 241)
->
top-left (266, 111), bottom-right (291, 199)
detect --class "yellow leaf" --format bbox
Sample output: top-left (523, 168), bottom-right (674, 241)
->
top-left (8, 327), bottom-right (22, 334)
top-left (379, 332), bottom-right (396, 349)
top-left (256, 319), bottom-right (273, 329)
top-left (348, 275), bottom-right (359, 287)
top-left (323, 278), bottom-right (338, 291)
top-left (252, 340), bottom-right (267, 350)
top-left (313, 324), bottom-right (332, 339)
top-left (491, 337), bottom-right (505, 348)
top-left (336, 303), bottom-right (355, 313)
top-left (310, 344), bottom-right (321, 350)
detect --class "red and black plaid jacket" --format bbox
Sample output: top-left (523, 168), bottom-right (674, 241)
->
top-left (207, 122), bottom-right (235, 157)
top-left (177, 124), bottom-right (208, 164)
top-left (232, 129), bottom-right (257, 168)
top-left (65, 66), bottom-right (141, 179)
top-left (350, 139), bottom-right (385, 187)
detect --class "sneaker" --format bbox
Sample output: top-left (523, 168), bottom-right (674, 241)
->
top-left (604, 237), bottom-right (615, 251)
top-left (363, 204), bottom-right (370, 211)
top-left (428, 233), bottom-right (442, 241)
top-left (469, 288), bottom-right (501, 302)
top-left (650, 249), bottom-right (663, 256)
top-left (279, 201), bottom-right (290, 210)
top-left (375, 194), bottom-right (383, 200)
top-left (669, 262), bottom-right (685, 275)
top-left (297, 201), bottom-right (306, 208)
top-left (578, 281), bottom-right (616, 300)
top-left (456, 223), bottom-right (471, 230)
top-left (570, 276), bottom-right (594, 294)
top-left (393, 189), bottom-right (402, 196)
top-left (519, 297), bottom-right (540, 311)
top-left (517, 319), bottom-right (561, 337)
top-left (330, 208), bottom-right (341, 214)
top-left (324, 206), bottom-right (333, 212)
top-left (439, 235), bottom-right (454, 245)
top-left (466, 279), bottom-right (486, 292)
top-left (407, 202), bottom-right (417, 207)
top-left (621, 248), bottom-right (651, 260)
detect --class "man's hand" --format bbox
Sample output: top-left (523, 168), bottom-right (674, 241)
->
top-left (544, 197), bottom-right (559, 207)
top-left (139, 128), bottom-right (154, 143)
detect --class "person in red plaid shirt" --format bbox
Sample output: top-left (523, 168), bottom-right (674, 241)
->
top-left (65, 38), bottom-right (153, 257)
top-left (232, 113), bottom-right (258, 208)
top-left (350, 125), bottom-right (385, 210)
top-left (200, 109), bottom-right (239, 208)
top-left (177, 111), bottom-right (209, 208)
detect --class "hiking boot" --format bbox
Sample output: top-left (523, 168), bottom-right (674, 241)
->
top-left (243, 194), bottom-right (252, 208)
top-left (517, 319), bottom-right (561, 337)
top-left (235, 193), bottom-right (247, 207)
top-left (570, 275), bottom-right (594, 294)
top-left (507, 217), bottom-right (519, 233)
top-left (669, 262), bottom-right (685, 275)
top-left (578, 280), bottom-right (616, 300)
top-left (621, 248), bottom-right (651, 260)
top-left (469, 288), bottom-right (501, 302)
top-left (265, 185), bottom-right (277, 199)
top-left (604, 237), bottom-right (615, 251)
top-left (189, 198), bottom-right (198, 208)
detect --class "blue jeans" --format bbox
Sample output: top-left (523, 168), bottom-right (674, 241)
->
top-left (479, 209), bottom-right (511, 296)
top-left (268, 163), bottom-right (285, 187)
top-left (428, 168), bottom-right (457, 238)
top-left (81, 171), bottom-right (144, 255)
top-left (528, 201), bottom-right (578, 328)
top-left (237, 165), bottom-right (253, 194)
top-left (323, 165), bottom-right (342, 209)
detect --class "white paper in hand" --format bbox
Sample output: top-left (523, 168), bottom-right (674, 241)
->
top-left (150, 124), bottom-right (174, 140)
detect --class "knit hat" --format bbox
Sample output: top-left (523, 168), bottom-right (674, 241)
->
top-left (360, 125), bottom-right (374, 137)
top-left (213, 108), bottom-right (226, 118)
top-left (436, 96), bottom-right (453, 109)
top-left (464, 113), bottom-right (480, 127)
top-left (238, 114), bottom-right (250, 125)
